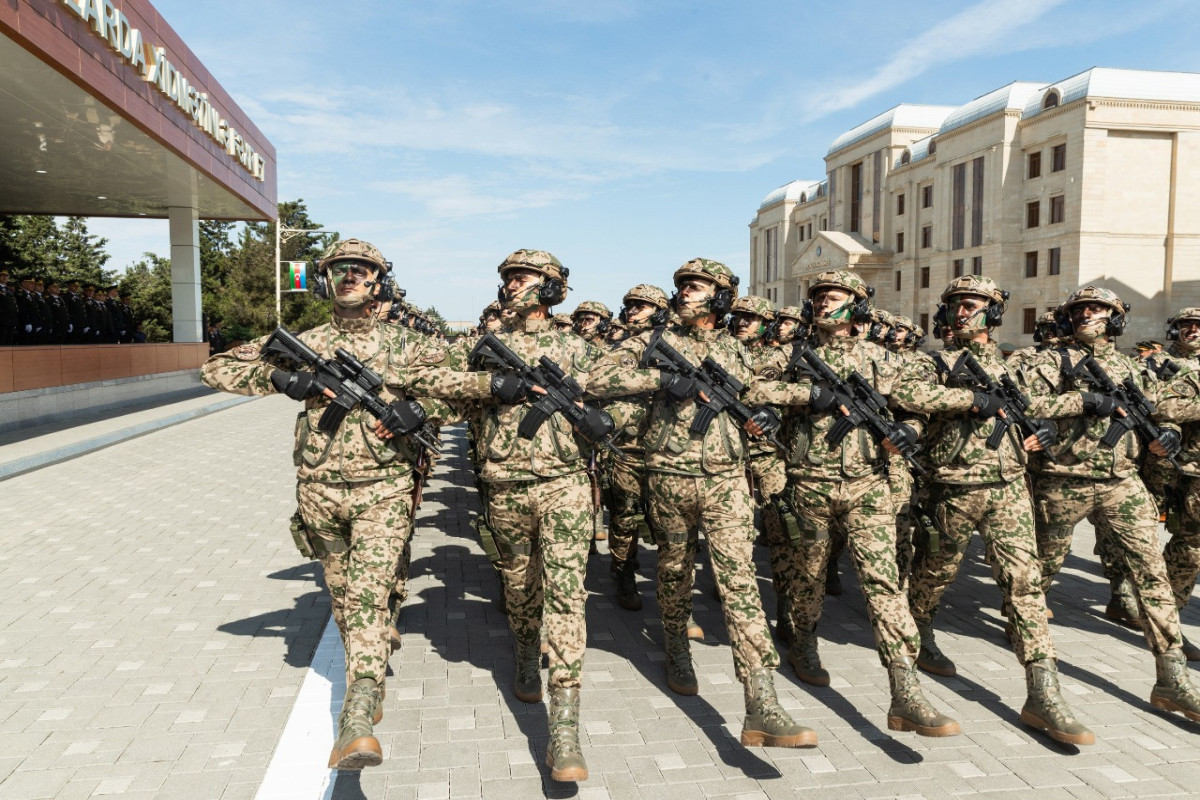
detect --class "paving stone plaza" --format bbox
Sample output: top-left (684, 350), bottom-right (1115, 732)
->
top-left (3, 393), bottom-right (1200, 799)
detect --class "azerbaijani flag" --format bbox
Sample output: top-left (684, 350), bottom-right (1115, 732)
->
top-left (286, 261), bottom-right (307, 291)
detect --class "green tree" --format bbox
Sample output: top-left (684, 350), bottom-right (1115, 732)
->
top-left (422, 305), bottom-right (451, 336)
top-left (122, 253), bottom-right (173, 342)
top-left (57, 216), bottom-right (112, 282)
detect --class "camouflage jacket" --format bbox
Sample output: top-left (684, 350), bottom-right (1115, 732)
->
top-left (1150, 355), bottom-right (1200, 478)
top-left (745, 341), bottom-right (785, 459)
top-left (586, 325), bottom-right (755, 477)
top-left (749, 332), bottom-right (923, 482)
top-left (199, 315), bottom-right (457, 484)
top-left (893, 339), bottom-right (1029, 485)
top-left (601, 320), bottom-right (660, 453)
top-left (1022, 340), bottom-right (1170, 479)
top-left (412, 315), bottom-right (599, 482)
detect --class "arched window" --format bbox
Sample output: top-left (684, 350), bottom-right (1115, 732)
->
top-left (928, 139), bottom-right (937, 155)
top-left (800, 192), bottom-right (808, 204)
top-left (900, 150), bottom-right (911, 165)
top-left (1043, 90), bottom-right (1060, 110)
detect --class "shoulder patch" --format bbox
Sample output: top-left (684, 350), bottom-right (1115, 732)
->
top-left (418, 345), bottom-right (448, 365)
top-left (233, 344), bottom-right (261, 362)
top-left (758, 366), bottom-right (781, 380)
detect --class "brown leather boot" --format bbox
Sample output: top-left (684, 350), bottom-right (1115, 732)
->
top-left (328, 678), bottom-right (383, 770)
top-left (886, 657), bottom-right (960, 737)
top-left (1020, 659), bottom-right (1095, 745)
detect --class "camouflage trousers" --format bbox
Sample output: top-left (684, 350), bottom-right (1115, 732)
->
top-left (1163, 475), bottom-right (1200, 609)
top-left (647, 471), bottom-right (779, 681)
top-left (780, 475), bottom-right (920, 666)
top-left (749, 453), bottom-right (790, 608)
top-left (1034, 473), bottom-right (1182, 654)
top-left (908, 479), bottom-right (1054, 664)
top-left (487, 472), bottom-right (591, 689)
top-left (890, 458), bottom-right (915, 591)
top-left (299, 476), bottom-right (413, 683)
top-left (606, 452), bottom-right (650, 567)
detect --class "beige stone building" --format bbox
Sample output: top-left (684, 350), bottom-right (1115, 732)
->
top-left (749, 68), bottom-right (1200, 346)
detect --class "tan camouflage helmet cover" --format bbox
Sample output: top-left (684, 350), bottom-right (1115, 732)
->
top-left (572, 300), bottom-right (612, 320)
top-left (871, 308), bottom-right (897, 327)
top-left (940, 274), bottom-right (1006, 307)
top-left (1063, 284), bottom-right (1126, 314)
top-left (807, 269), bottom-right (871, 300)
top-left (1171, 307), bottom-right (1200, 324)
top-left (673, 258), bottom-right (740, 299)
top-left (622, 283), bottom-right (669, 310)
top-left (479, 300), bottom-right (502, 321)
top-left (892, 314), bottom-right (915, 330)
top-left (776, 304), bottom-right (807, 322)
top-left (496, 249), bottom-right (567, 284)
top-left (730, 294), bottom-right (777, 321)
top-left (1037, 311), bottom-right (1057, 326)
top-left (321, 238), bottom-right (389, 274)
top-left (551, 313), bottom-right (573, 326)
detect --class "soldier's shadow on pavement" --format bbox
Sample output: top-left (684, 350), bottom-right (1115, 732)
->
top-left (216, 561), bottom-right (331, 669)
top-left (329, 771), bottom-right (369, 800)
top-left (403, 543), bottom-right (580, 795)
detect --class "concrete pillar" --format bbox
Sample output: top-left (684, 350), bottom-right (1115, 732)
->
top-left (169, 206), bottom-right (202, 343)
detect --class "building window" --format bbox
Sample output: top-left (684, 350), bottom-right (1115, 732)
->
top-left (1050, 194), bottom-right (1065, 224)
top-left (765, 226), bottom-right (778, 282)
top-left (953, 258), bottom-right (964, 278)
top-left (972, 256), bottom-right (982, 276)
top-left (850, 162), bottom-right (863, 234)
top-left (896, 232), bottom-right (905, 253)
top-left (1049, 246), bottom-right (1061, 275)
top-left (922, 185), bottom-right (933, 208)
top-left (897, 193), bottom-right (906, 215)
top-left (819, 217), bottom-right (827, 231)
top-left (1043, 90), bottom-right (1060, 110)
top-left (1023, 308), bottom-right (1038, 334)
top-left (807, 223), bottom-right (812, 238)
top-left (920, 267), bottom-right (929, 288)
top-left (952, 162), bottom-right (966, 251)
top-left (921, 225), bottom-right (932, 249)
top-left (920, 312), bottom-right (929, 333)
top-left (1027, 151), bottom-right (1041, 179)
top-left (971, 156), bottom-right (984, 248)
top-left (895, 271), bottom-right (902, 291)
top-left (1052, 143), bottom-right (1066, 172)
top-left (1026, 200), bottom-right (1040, 228)
top-left (1025, 251), bottom-right (1038, 278)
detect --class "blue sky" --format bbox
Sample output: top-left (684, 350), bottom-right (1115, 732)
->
top-left (92, 0), bottom-right (1200, 322)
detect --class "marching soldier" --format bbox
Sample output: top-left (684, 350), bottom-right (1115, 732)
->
top-left (892, 276), bottom-right (1092, 745)
top-left (1024, 285), bottom-right (1200, 723)
top-left (751, 269), bottom-right (960, 738)
top-left (571, 301), bottom-right (611, 343)
top-left (588, 258), bottom-right (816, 749)
top-left (551, 312), bottom-right (574, 333)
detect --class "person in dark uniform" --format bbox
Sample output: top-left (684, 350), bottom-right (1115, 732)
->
top-left (15, 274), bottom-right (40, 344)
top-left (83, 283), bottom-right (105, 343)
top-left (64, 279), bottom-right (86, 344)
top-left (44, 277), bottom-right (69, 345)
top-left (32, 277), bottom-right (51, 344)
top-left (104, 285), bottom-right (123, 343)
top-left (119, 291), bottom-right (136, 343)
top-left (207, 323), bottom-right (225, 355)
top-left (0, 269), bottom-right (18, 346)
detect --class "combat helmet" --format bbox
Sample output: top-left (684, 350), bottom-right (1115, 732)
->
top-left (937, 274), bottom-right (1009, 334)
top-left (551, 312), bottom-right (574, 328)
top-left (623, 283), bottom-right (669, 310)
top-left (321, 238), bottom-right (389, 275)
top-left (940, 274), bottom-right (1007, 306)
top-left (572, 300), bottom-right (612, 321)
top-left (729, 294), bottom-right (777, 322)
top-left (496, 249), bottom-right (569, 309)
top-left (479, 300), bottom-right (502, 322)
top-left (776, 305), bottom-right (806, 322)
top-left (806, 269), bottom-right (874, 324)
top-left (1166, 307), bottom-right (1200, 346)
top-left (1060, 284), bottom-right (1130, 338)
top-left (671, 258), bottom-right (740, 318)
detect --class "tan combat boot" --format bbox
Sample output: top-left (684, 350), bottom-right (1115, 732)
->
top-left (546, 688), bottom-right (588, 782)
top-left (886, 657), bottom-right (961, 737)
top-left (916, 622), bottom-right (957, 677)
top-left (787, 630), bottom-right (830, 687)
top-left (1020, 659), bottom-right (1095, 745)
top-left (1150, 649), bottom-right (1200, 722)
top-left (513, 634), bottom-right (543, 703)
top-left (1104, 577), bottom-right (1143, 630)
top-left (328, 678), bottom-right (383, 770)
top-left (740, 668), bottom-right (818, 748)
top-left (664, 632), bottom-right (698, 696)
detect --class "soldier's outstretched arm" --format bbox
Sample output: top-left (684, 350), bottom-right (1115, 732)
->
top-left (891, 353), bottom-right (973, 414)
top-left (584, 333), bottom-right (659, 401)
top-left (406, 337), bottom-right (494, 402)
top-left (1022, 352), bottom-right (1086, 419)
top-left (200, 335), bottom-right (283, 396)
top-left (1156, 368), bottom-right (1200, 424)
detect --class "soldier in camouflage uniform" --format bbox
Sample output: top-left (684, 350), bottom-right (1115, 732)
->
top-left (1025, 286), bottom-right (1200, 723)
top-left (201, 239), bottom-right (463, 770)
top-left (412, 250), bottom-right (601, 782)
top-left (729, 294), bottom-right (794, 642)
top-left (604, 284), bottom-right (671, 611)
top-left (551, 312), bottom-right (574, 333)
top-left (1148, 308), bottom-right (1200, 659)
top-left (893, 276), bottom-right (1092, 745)
top-left (587, 259), bottom-right (816, 749)
top-left (751, 270), bottom-right (960, 737)
top-left (767, 305), bottom-right (809, 348)
top-left (572, 301), bottom-right (612, 344)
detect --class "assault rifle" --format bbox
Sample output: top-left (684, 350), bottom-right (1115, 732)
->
top-left (1075, 354), bottom-right (1181, 472)
top-left (948, 350), bottom-right (1057, 458)
top-left (262, 326), bottom-right (441, 454)
top-left (638, 328), bottom-right (785, 454)
top-left (467, 332), bottom-right (619, 452)
top-left (784, 342), bottom-right (926, 474)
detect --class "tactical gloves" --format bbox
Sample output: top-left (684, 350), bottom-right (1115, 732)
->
top-left (660, 371), bottom-right (700, 402)
top-left (377, 400), bottom-right (427, 437)
top-left (1081, 392), bottom-right (1122, 418)
top-left (884, 424), bottom-right (919, 456)
top-left (748, 406), bottom-right (781, 437)
top-left (491, 374), bottom-right (533, 404)
top-left (574, 405), bottom-right (616, 443)
top-left (1155, 429), bottom-right (1183, 458)
top-left (271, 369), bottom-right (325, 401)
top-left (808, 385), bottom-right (838, 412)
top-left (970, 389), bottom-right (1007, 419)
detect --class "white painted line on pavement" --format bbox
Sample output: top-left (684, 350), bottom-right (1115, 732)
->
top-left (255, 615), bottom-right (347, 800)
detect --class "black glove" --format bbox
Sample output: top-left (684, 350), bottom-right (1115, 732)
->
top-left (748, 406), bottom-right (781, 437)
top-left (1155, 429), bottom-right (1182, 458)
top-left (491, 374), bottom-right (532, 404)
top-left (808, 384), bottom-right (837, 412)
top-left (376, 400), bottom-right (427, 437)
top-left (1030, 419), bottom-right (1058, 449)
top-left (660, 371), bottom-right (699, 402)
top-left (270, 370), bottom-right (324, 401)
top-left (970, 389), bottom-right (1007, 419)
top-left (885, 424), bottom-right (919, 455)
top-left (1081, 392), bottom-right (1121, 418)
top-left (574, 405), bottom-right (615, 442)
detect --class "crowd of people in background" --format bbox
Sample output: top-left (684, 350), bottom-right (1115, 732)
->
top-left (0, 267), bottom-right (140, 346)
